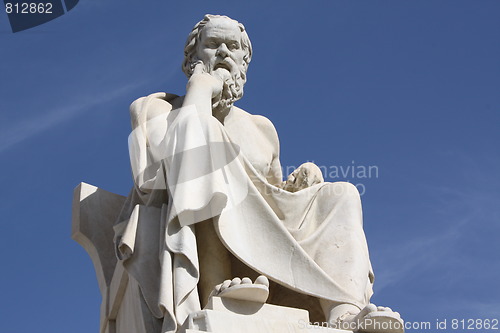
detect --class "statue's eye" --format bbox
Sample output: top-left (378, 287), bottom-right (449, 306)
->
top-left (229, 42), bottom-right (240, 50)
top-left (206, 41), bottom-right (219, 49)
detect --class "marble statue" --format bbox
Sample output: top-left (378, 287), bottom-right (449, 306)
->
top-left (73, 14), bottom-right (405, 333)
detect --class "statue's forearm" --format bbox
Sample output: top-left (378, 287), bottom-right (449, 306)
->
top-left (182, 81), bottom-right (213, 115)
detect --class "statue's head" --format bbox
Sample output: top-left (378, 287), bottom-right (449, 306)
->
top-left (182, 15), bottom-right (252, 109)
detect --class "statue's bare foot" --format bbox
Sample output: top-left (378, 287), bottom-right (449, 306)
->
top-left (210, 276), bottom-right (269, 303)
top-left (337, 304), bottom-right (404, 333)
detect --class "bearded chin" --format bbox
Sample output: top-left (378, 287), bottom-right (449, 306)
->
top-left (212, 70), bottom-right (246, 111)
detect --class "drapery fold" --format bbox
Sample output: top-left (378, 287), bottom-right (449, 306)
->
top-left (115, 93), bottom-right (373, 332)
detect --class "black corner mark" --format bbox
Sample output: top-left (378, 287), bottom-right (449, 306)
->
top-left (4, 0), bottom-right (80, 33)
top-left (63, 0), bottom-right (77, 11)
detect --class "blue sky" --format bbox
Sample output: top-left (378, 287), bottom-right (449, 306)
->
top-left (1, 1), bottom-right (499, 332)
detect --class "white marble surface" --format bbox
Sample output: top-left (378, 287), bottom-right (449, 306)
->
top-left (73, 14), bottom-right (404, 333)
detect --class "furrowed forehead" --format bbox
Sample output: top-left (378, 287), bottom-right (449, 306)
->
top-left (201, 19), bottom-right (241, 40)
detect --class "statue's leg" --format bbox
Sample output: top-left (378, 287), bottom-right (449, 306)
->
top-left (195, 218), bottom-right (232, 307)
top-left (195, 218), bottom-right (271, 305)
top-left (315, 188), bottom-right (404, 332)
top-left (319, 299), bottom-right (360, 325)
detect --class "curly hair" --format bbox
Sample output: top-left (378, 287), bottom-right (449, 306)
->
top-left (182, 14), bottom-right (252, 78)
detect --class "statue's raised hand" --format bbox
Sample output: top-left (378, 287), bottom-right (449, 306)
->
top-left (283, 162), bottom-right (324, 192)
top-left (186, 61), bottom-right (225, 98)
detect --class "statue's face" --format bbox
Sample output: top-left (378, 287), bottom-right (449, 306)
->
top-left (196, 18), bottom-right (246, 77)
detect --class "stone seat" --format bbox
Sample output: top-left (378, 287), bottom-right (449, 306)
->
top-left (72, 182), bottom-right (351, 333)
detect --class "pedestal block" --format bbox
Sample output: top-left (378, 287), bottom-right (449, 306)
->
top-left (182, 297), bottom-right (350, 333)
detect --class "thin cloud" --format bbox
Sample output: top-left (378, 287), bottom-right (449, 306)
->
top-left (427, 299), bottom-right (500, 318)
top-left (0, 82), bottom-right (143, 154)
top-left (374, 224), bottom-right (460, 292)
top-left (374, 182), bottom-right (500, 293)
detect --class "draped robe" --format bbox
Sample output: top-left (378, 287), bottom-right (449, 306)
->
top-left (114, 92), bottom-right (374, 332)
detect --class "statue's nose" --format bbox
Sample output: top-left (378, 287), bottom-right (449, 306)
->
top-left (216, 43), bottom-right (230, 58)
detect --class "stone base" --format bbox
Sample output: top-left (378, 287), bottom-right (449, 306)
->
top-left (72, 183), bottom-right (354, 333)
top-left (181, 297), bottom-right (350, 333)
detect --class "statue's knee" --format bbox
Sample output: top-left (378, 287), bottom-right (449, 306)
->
top-left (329, 182), bottom-right (361, 200)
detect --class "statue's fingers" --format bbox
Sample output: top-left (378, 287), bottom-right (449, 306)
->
top-left (299, 172), bottom-right (309, 187)
top-left (192, 61), bottom-right (205, 75)
top-left (312, 175), bottom-right (323, 185)
top-left (294, 169), bottom-right (305, 184)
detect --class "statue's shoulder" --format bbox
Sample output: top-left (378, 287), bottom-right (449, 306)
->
top-left (232, 106), bottom-right (279, 146)
top-left (232, 106), bottom-right (276, 131)
top-left (129, 92), bottom-right (183, 129)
